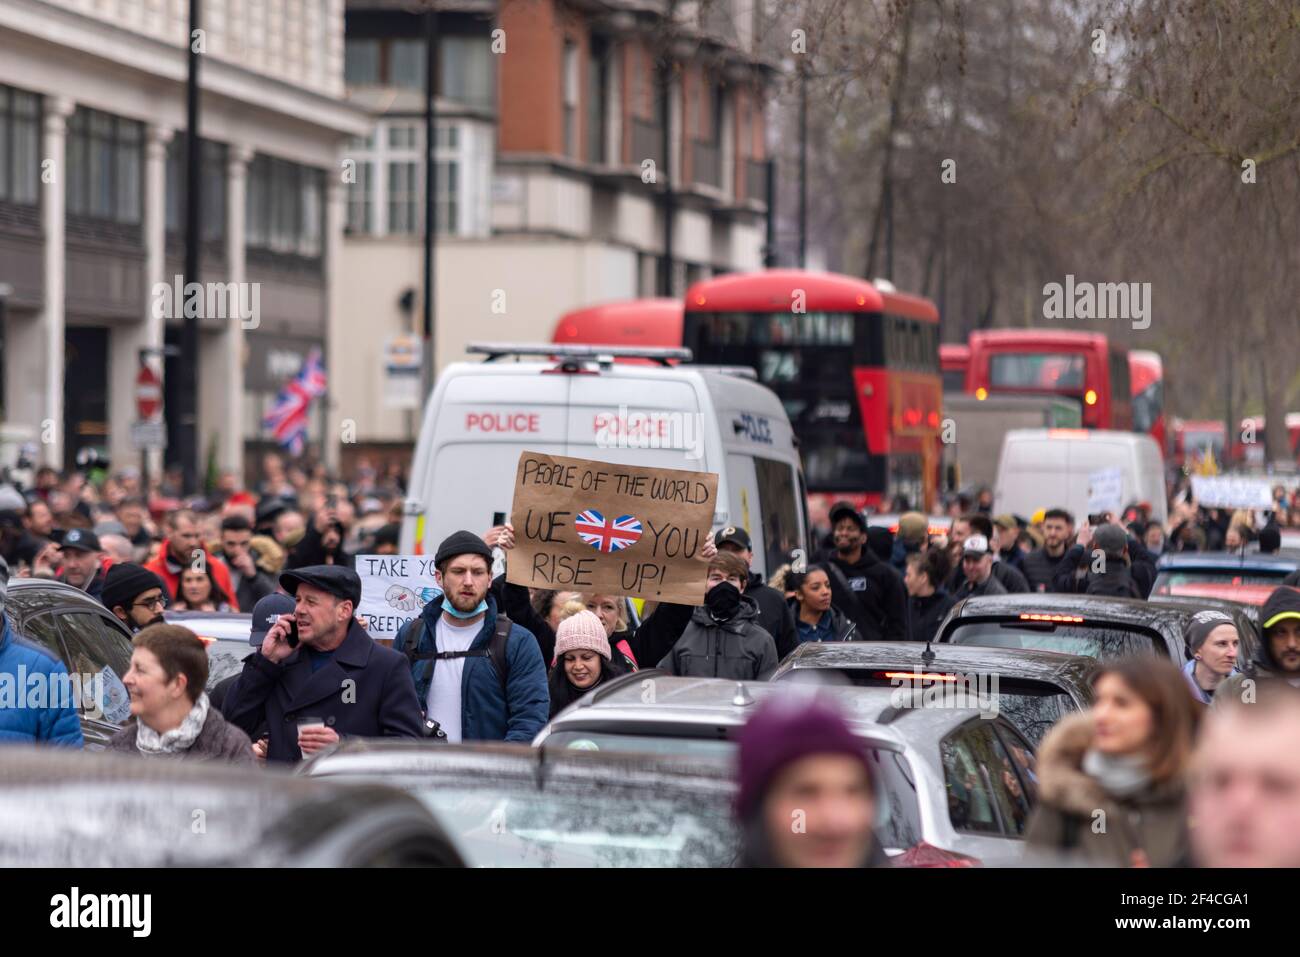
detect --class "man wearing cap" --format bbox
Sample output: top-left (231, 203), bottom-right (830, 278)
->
top-left (0, 557), bottom-right (83, 747)
top-left (954, 534), bottom-right (1007, 599)
top-left (102, 563), bottom-right (169, 634)
top-left (892, 512), bottom-right (928, 573)
top-left (714, 526), bottom-right (797, 659)
top-left (391, 531), bottom-right (548, 743)
top-left (945, 514), bottom-right (1028, 595)
top-left (992, 514), bottom-right (1027, 574)
top-left (1181, 611), bottom-right (1242, 705)
top-left (1216, 586), bottom-right (1300, 705)
top-left (145, 509), bottom-right (239, 610)
top-left (1080, 524), bottom-right (1143, 599)
top-left (813, 502), bottom-right (908, 642)
top-left (220, 565), bottom-right (424, 762)
top-left (58, 528), bottom-right (107, 601)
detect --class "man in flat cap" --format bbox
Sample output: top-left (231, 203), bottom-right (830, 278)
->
top-left (220, 564), bottom-right (424, 762)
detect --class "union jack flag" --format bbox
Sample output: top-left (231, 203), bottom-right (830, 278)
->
top-left (263, 349), bottom-right (327, 457)
top-left (574, 510), bottom-right (643, 553)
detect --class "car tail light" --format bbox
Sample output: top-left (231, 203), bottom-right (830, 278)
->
top-left (1019, 613), bottom-right (1083, 623)
top-left (894, 842), bottom-right (981, 868)
top-left (876, 670), bottom-right (959, 683)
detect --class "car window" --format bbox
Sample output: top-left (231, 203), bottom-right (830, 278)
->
top-left (941, 725), bottom-right (1006, 836)
top-left (946, 621), bottom-right (1167, 660)
top-left (870, 749), bottom-right (923, 851)
top-left (994, 722), bottom-right (1039, 807)
top-left (984, 723), bottom-right (1034, 837)
top-left (10, 611), bottom-right (63, 658)
top-left (54, 613), bottom-right (134, 724)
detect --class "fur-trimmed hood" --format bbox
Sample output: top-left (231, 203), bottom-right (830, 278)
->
top-left (1035, 712), bottom-right (1183, 817)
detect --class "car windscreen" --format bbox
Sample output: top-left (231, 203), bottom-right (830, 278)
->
top-left (946, 620), bottom-right (1167, 660)
top-left (1154, 569), bottom-right (1293, 587)
top-left (206, 639), bottom-right (252, 688)
top-left (392, 777), bottom-right (738, 867)
top-left (781, 669), bottom-right (1077, 746)
top-left (542, 732), bottom-right (924, 852)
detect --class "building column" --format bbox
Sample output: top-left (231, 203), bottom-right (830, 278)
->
top-left (322, 173), bottom-right (345, 474)
top-left (109, 123), bottom-right (171, 476)
top-left (41, 96), bottom-right (74, 469)
top-left (222, 144), bottom-right (252, 479)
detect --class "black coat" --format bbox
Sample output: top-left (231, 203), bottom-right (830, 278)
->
top-left (747, 572), bottom-right (798, 659)
top-left (1022, 546), bottom-right (1068, 592)
top-left (221, 619), bottom-right (424, 762)
top-left (1084, 566), bottom-right (1144, 599)
top-left (816, 548), bottom-right (909, 641)
top-left (993, 561), bottom-right (1030, 594)
top-left (908, 590), bottom-right (957, 643)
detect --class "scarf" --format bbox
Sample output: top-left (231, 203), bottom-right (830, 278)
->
top-left (135, 693), bottom-right (210, 756)
top-left (1081, 748), bottom-right (1151, 799)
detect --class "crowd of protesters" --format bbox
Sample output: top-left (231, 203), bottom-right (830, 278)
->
top-left (3, 451), bottom-right (1300, 870)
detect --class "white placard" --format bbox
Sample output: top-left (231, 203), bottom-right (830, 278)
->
top-left (1190, 475), bottom-right (1275, 510)
top-left (1087, 467), bottom-right (1124, 514)
top-left (355, 553), bottom-right (442, 641)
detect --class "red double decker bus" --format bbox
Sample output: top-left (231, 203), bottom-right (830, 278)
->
top-left (965, 329), bottom-right (1133, 431)
top-left (1127, 349), bottom-right (1165, 452)
top-left (681, 271), bottom-right (943, 512)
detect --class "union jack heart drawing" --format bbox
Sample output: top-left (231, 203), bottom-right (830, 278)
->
top-left (574, 510), bottom-right (644, 553)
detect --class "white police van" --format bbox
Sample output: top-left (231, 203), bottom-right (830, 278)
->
top-left (400, 343), bottom-right (808, 577)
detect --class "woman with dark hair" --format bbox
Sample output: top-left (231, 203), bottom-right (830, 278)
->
top-left (546, 610), bottom-right (630, 717)
top-left (735, 697), bottom-right (888, 867)
top-left (903, 550), bottom-right (955, 643)
top-left (109, 624), bottom-right (252, 762)
top-left (786, 564), bottom-right (857, 643)
top-left (1026, 656), bottom-right (1199, 866)
top-left (171, 566), bottom-right (235, 612)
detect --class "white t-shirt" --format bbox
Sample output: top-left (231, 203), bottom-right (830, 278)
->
top-left (426, 615), bottom-right (482, 743)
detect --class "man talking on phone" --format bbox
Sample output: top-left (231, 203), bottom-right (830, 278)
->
top-left (220, 564), bottom-right (424, 762)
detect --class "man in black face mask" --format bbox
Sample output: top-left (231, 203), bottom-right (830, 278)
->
top-left (101, 563), bottom-right (169, 634)
top-left (657, 551), bottom-right (778, 680)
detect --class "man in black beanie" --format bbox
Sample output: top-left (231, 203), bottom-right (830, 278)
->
top-left (101, 563), bottom-right (168, 634)
top-left (391, 530), bottom-right (548, 744)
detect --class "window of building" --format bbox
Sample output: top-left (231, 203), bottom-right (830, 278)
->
top-left (390, 38), bottom-right (426, 90)
top-left (0, 86), bottom-right (40, 206)
top-left (246, 154), bottom-right (323, 258)
top-left (587, 37), bottom-right (609, 165)
top-left (344, 33), bottom-right (496, 112)
top-left (165, 138), bottom-right (227, 243)
top-left (563, 39), bottom-right (580, 159)
top-left (344, 38), bottom-right (381, 85)
top-left (345, 118), bottom-right (487, 238)
top-left (67, 107), bottom-right (143, 225)
top-left (442, 35), bottom-right (495, 112)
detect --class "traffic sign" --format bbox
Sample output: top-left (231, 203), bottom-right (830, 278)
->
top-left (135, 365), bottom-right (162, 420)
top-left (130, 420), bottom-right (167, 451)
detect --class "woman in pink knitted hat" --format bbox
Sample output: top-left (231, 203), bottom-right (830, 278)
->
top-left (547, 610), bottom-right (630, 717)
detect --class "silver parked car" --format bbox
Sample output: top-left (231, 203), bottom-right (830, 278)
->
top-left (533, 673), bottom-right (1039, 865)
top-left (0, 746), bottom-right (464, 867)
top-left (163, 610), bottom-right (253, 688)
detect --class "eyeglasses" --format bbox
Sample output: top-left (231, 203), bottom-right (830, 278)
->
top-left (131, 595), bottom-right (169, 610)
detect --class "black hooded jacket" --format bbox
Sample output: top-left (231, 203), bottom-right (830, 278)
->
top-left (747, 571), bottom-right (798, 659)
top-left (908, 589), bottom-right (957, 643)
top-left (816, 546), bottom-right (909, 642)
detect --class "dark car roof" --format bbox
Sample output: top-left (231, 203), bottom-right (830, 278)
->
top-left (303, 740), bottom-right (736, 795)
top-left (1148, 593), bottom-right (1261, 627)
top-left (0, 747), bottom-right (464, 867)
top-left (6, 577), bottom-right (120, 616)
top-left (772, 641), bottom-right (1096, 695)
top-left (1156, 551), bottom-right (1298, 573)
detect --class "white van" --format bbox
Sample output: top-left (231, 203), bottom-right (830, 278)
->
top-left (992, 428), bottom-right (1167, 524)
top-left (400, 343), bottom-right (808, 578)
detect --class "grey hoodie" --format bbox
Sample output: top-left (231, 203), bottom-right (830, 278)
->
top-left (658, 596), bottom-right (778, 681)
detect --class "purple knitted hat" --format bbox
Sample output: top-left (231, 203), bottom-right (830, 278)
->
top-left (734, 696), bottom-right (872, 818)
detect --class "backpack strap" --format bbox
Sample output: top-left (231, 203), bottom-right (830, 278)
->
top-left (403, 613), bottom-right (512, 702)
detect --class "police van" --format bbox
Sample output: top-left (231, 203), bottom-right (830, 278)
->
top-left (400, 343), bottom-right (808, 578)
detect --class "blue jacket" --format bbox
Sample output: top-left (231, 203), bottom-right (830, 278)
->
top-left (222, 618), bottom-right (424, 763)
top-left (392, 593), bottom-right (549, 743)
top-left (0, 617), bottom-right (84, 747)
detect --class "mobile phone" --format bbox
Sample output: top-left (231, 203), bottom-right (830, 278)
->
top-left (493, 511), bottom-right (506, 527)
top-left (1087, 513), bottom-right (1107, 526)
top-left (286, 618), bottom-right (300, 648)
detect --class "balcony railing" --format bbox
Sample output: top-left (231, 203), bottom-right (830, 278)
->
top-left (692, 139), bottom-right (720, 189)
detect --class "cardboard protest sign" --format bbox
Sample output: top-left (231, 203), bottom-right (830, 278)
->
top-left (507, 451), bottom-right (719, 604)
top-left (355, 554), bottom-right (443, 642)
top-left (1087, 467), bottom-right (1125, 514)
